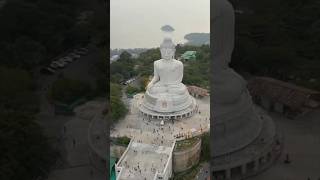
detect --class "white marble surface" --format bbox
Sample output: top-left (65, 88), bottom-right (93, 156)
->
top-left (142, 37), bottom-right (195, 113)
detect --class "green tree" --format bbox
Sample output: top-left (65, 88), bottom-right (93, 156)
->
top-left (50, 77), bottom-right (92, 104)
top-left (110, 83), bottom-right (127, 123)
top-left (0, 113), bottom-right (58, 180)
top-left (126, 85), bottom-right (140, 95)
top-left (0, 66), bottom-right (56, 180)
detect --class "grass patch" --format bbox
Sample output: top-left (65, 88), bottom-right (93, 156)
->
top-left (111, 136), bottom-right (131, 146)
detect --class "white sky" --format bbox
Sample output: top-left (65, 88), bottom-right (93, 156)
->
top-left (110, 0), bottom-right (210, 49)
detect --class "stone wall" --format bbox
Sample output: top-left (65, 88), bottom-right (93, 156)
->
top-left (173, 139), bottom-right (202, 173)
top-left (110, 144), bottom-right (127, 159)
top-left (88, 146), bottom-right (107, 173)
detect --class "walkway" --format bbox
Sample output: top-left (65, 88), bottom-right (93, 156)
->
top-left (46, 100), bottom-right (106, 180)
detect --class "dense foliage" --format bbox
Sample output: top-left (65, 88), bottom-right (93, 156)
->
top-left (94, 50), bottom-right (108, 96)
top-left (110, 51), bottom-right (138, 83)
top-left (112, 136), bottom-right (131, 146)
top-left (200, 132), bottom-right (210, 162)
top-left (0, 67), bottom-right (38, 114)
top-left (126, 85), bottom-right (141, 96)
top-left (0, 0), bottom-right (94, 69)
top-left (50, 77), bottom-right (92, 104)
top-left (178, 45), bottom-right (210, 89)
top-left (230, 0), bottom-right (320, 90)
top-left (0, 67), bottom-right (57, 180)
top-left (110, 83), bottom-right (127, 123)
top-left (0, 113), bottom-right (58, 180)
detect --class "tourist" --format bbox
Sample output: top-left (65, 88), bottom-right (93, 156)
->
top-left (63, 126), bottom-right (66, 134)
top-left (90, 169), bottom-right (93, 177)
top-left (284, 153), bottom-right (291, 164)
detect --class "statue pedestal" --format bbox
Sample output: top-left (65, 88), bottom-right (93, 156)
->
top-left (138, 94), bottom-right (197, 120)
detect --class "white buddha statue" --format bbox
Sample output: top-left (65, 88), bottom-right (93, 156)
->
top-left (141, 37), bottom-right (194, 113)
top-left (211, 0), bottom-right (263, 156)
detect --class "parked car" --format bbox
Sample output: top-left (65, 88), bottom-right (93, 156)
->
top-left (69, 53), bottom-right (81, 59)
top-left (51, 61), bottom-right (65, 68)
top-left (59, 59), bottom-right (69, 66)
top-left (79, 47), bottom-right (88, 53)
top-left (74, 49), bottom-right (87, 55)
top-left (40, 67), bottom-right (55, 75)
top-left (61, 56), bottom-right (73, 63)
top-left (50, 62), bottom-right (60, 69)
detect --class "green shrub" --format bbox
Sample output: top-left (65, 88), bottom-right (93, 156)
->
top-left (51, 77), bottom-right (92, 104)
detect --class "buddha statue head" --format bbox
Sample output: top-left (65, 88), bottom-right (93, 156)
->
top-left (160, 38), bottom-right (176, 60)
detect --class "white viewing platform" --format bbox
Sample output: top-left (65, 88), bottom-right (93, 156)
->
top-left (115, 138), bottom-right (176, 180)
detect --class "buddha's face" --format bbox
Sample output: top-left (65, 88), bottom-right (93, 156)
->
top-left (161, 47), bottom-right (175, 60)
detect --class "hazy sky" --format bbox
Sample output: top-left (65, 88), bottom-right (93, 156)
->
top-left (111, 0), bottom-right (210, 49)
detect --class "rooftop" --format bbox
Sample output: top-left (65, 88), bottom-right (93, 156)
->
top-left (181, 51), bottom-right (197, 60)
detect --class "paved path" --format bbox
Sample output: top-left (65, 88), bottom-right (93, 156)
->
top-left (111, 94), bottom-right (210, 142)
top-left (47, 101), bottom-right (106, 180)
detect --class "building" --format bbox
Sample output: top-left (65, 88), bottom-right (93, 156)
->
top-left (248, 77), bottom-right (320, 118)
top-left (181, 51), bottom-right (197, 61)
top-left (110, 55), bottom-right (120, 63)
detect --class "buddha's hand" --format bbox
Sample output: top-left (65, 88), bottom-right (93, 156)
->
top-left (146, 83), bottom-right (153, 90)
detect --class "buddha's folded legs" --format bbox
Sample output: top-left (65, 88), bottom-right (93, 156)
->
top-left (148, 83), bottom-right (187, 95)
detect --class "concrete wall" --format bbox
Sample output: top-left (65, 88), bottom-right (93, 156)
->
top-left (173, 139), bottom-right (202, 173)
top-left (155, 141), bottom-right (175, 180)
top-left (115, 139), bottom-right (134, 179)
top-left (88, 146), bottom-right (107, 174)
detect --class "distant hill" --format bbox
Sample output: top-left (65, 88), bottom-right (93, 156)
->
top-left (110, 48), bottom-right (149, 57)
top-left (184, 33), bottom-right (210, 46)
